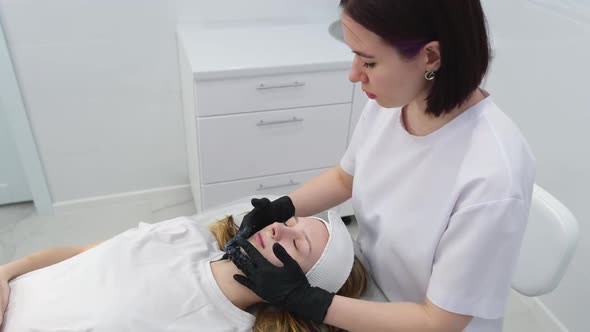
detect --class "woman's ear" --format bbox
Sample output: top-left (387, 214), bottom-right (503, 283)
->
top-left (423, 41), bottom-right (441, 71)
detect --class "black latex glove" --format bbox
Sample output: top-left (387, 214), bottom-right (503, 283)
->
top-left (224, 196), bottom-right (295, 259)
top-left (239, 196), bottom-right (295, 238)
top-left (229, 236), bottom-right (335, 324)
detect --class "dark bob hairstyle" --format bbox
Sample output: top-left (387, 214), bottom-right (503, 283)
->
top-left (340, 0), bottom-right (491, 117)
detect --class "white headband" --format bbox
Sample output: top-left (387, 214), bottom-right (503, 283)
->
top-left (305, 211), bottom-right (355, 293)
top-left (229, 208), bottom-right (354, 293)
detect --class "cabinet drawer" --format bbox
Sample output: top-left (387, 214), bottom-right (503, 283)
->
top-left (195, 71), bottom-right (353, 117)
top-left (201, 168), bottom-right (326, 210)
top-left (198, 104), bottom-right (350, 184)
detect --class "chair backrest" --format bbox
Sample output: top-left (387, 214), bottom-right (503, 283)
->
top-left (511, 184), bottom-right (579, 296)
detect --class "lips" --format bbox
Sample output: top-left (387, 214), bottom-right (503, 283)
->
top-left (256, 233), bottom-right (265, 249)
top-left (363, 88), bottom-right (377, 99)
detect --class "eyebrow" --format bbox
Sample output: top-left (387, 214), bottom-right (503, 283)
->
top-left (352, 50), bottom-right (376, 59)
top-left (295, 217), bottom-right (312, 255)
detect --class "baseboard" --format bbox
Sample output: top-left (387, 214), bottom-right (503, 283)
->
top-left (521, 297), bottom-right (569, 332)
top-left (52, 185), bottom-right (193, 215)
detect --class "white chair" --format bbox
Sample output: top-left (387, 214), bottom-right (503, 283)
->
top-left (511, 184), bottom-right (579, 296)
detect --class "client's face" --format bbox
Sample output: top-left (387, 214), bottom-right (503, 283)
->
top-left (248, 217), bottom-right (329, 272)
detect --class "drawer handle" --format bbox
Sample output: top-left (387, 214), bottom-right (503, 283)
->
top-left (257, 117), bottom-right (304, 126)
top-left (256, 81), bottom-right (306, 90)
top-left (256, 179), bottom-right (300, 191)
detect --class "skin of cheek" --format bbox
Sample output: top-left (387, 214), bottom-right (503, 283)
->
top-left (370, 58), bottom-right (426, 109)
top-left (247, 237), bottom-right (304, 269)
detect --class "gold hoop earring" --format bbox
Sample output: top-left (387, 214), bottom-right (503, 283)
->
top-left (425, 71), bottom-right (436, 81)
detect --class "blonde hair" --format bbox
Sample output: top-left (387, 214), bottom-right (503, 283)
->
top-left (209, 215), bottom-right (367, 332)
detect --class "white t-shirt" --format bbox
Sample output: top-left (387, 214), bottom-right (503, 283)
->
top-left (341, 96), bottom-right (536, 332)
top-left (2, 217), bottom-right (255, 332)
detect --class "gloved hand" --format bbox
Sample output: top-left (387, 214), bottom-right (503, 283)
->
top-left (229, 237), bottom-right (335, 324)
top-left (239, 196), bottom-right (296, 239)
top-left (224, 196), bottom-right (295, 258)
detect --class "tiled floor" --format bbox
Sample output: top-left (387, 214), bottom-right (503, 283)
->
top-left (0, 201), bottom-right (561, 331)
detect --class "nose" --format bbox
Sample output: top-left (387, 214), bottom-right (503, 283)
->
top-left (348, 56), bottom-right (368, 84)
top-left (270, 222), bottom-right (292, 241)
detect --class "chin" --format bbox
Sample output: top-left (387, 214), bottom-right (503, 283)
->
top-left (247, 238), bottom-right (259, 250)
top-left (376, 100), bottom-right (392, 108)
top-left (376, 99), bottom-right (403, 109)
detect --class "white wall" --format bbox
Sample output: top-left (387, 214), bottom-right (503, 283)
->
top-left (482, 1), bottom-right (589, 331)
top-left (1, 0), bottom-right (588, 329)
top-left (0, 0), bottom-right (340, 203)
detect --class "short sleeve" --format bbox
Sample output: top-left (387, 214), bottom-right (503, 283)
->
top-left (426, 198), bottom-right (529, 319)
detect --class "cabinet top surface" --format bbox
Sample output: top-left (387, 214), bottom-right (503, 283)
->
top-left (177, 23), bottom-right (353, 80)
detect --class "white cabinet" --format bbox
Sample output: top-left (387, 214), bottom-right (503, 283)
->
top-left (201, 169), bottom-right (326, 210)
top-left (198, 104), bottom-right (350, 184)
top-left (177, 23), bottom-right (364, 215)
top-left (195, 71), bottom-right (353, 116)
